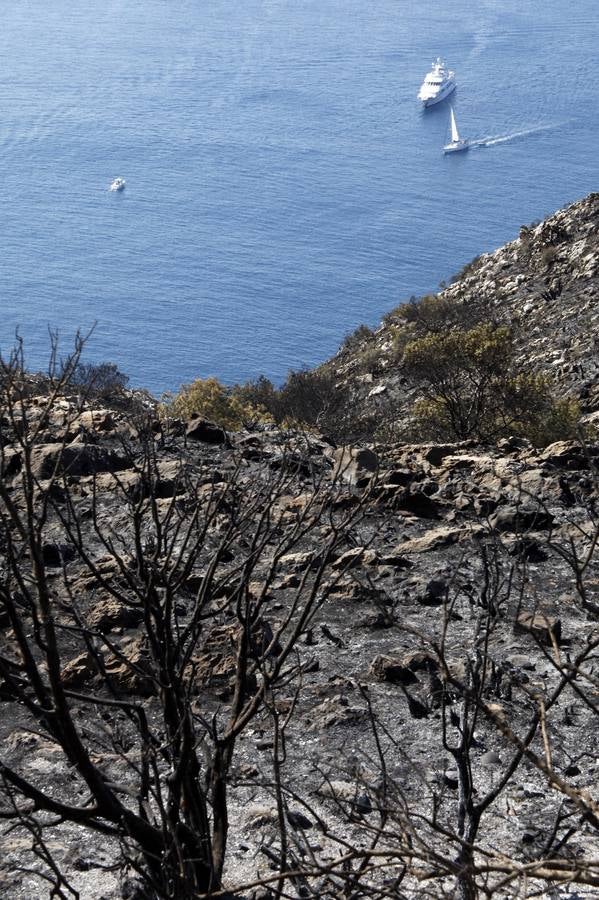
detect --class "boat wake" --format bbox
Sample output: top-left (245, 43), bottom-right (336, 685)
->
top-left (472, 122), bottom-right (561, 149)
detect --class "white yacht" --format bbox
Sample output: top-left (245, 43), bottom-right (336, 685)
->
top-left (417, 58), bottom-right (456, 107)
top-left (109, 177), bottom-right (126, 192)
top-left (443, 107), bottom-right (469, 154)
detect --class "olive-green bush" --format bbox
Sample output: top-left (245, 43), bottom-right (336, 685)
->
top-left (403, 324), bottom-right (579, 445)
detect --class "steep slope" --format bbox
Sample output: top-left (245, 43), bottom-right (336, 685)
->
top-left (325, 192), bottom-right (599, 431)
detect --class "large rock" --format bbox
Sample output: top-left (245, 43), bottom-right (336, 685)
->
top-left (395, 525), bottom-right (482, 554)
top-left (103, 636), bottom-right (155, 696)
top-left (30, 443), bottom-right (129, 480)
top-left (186, 418), bottom-right (229, 444)
top-left (332, 547), bottom-right (379, 569)
top-left (370, 655), bottom-right (419, 685)
top-left (332, 446), bottom-right (378, 486)
top-left (489, 505), bottom-right (555, 533)
top-left (539, 440), bottom-right (597, 470)
top-left (87, 598), bottom-right (144, 633)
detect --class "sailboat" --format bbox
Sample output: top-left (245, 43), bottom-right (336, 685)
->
top-left (443, 107), bottom-right (469, 154)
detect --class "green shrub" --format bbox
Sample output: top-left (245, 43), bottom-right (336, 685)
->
top-left (402, 324), bottom-right (580, 445)
top-left (499, 373), bottom-right (580, 446)
top-left (164, 377), bottom-right (271, 429)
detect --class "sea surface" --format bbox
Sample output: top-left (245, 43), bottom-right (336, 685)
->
top-left (1, 0), bottom-right (597, 394)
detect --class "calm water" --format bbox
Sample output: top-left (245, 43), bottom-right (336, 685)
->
top-left (1, 0), bottom-right (597, 393)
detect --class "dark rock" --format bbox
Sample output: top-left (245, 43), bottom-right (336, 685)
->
top-left (507, 537), bottom-right (548, 562)
top-left (395, 489), bottom-right (441, 519)
top-left (42, 542), bottom-right (76, 567)
top-left (353, 793), bottom-right (373, 815)
top-left (444, 770), bottom-right (459, 790)
top-left (420, 445), bottom-right (458, 467)
top-left (286, 810), bottom-right (313, 830)
top-left (386, 469), bottom-right (413, 487)
top-left (405, 692), bottom-right (429, 719)
top-left (2, 447), bottom-right (21, 478)
top-left (473, 496), bottom-right (499, 516)
top-left (186, 418), bottom-right (229, 444)
top-left (480, 750), bottom-right (502, 766)
top-left (416, 578), bottom-right (449, 606)
top-left (370, 655), bottom-right (419, 685)
top-left (490, 505), bottom-right (555, 532)
top-left (31, 443), bottom-right (129, 479)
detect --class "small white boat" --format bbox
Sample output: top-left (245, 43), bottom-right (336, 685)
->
top-left (443, 107), bottom-right (469, 154)
top-left (109, 177), bottom-right (126, 192)
top-left (417, 58), bottom-right (456, 108)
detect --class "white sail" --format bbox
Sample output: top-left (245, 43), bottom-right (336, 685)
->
top-left (450, 107), bottom-right (460, 143)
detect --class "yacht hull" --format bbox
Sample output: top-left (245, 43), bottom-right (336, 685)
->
top-left (421, 81), bottom-right (456, 108)
top-left (443, 141), bottom-right (469, 154)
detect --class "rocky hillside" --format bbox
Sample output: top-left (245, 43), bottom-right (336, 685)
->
top-left (2, 373), bottom-right (599, 897)
top-left (2, 195), bottom-right (599, 898)
top-left (325, 192), bottom-right (599, 430)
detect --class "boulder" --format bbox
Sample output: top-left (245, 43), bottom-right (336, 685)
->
top-left (395, 526), bottom-right (481, 554)
top-left (186, 418), bottom-right (229, 444)
top-left (154, 460), bottom-right (187, 498)
top-left (279, 550), bottom-right (324, 572)
top-left (87, 598), bottom-right (144, 633)
top-left (332, 446), bottom-right (378, 486)
top-left (415, 577), bottom-right (449, 606)
top-left (386, 469), bottom-right (413, 487)
top-left (370, 655), bottom-right (419, 685)
top-left (103, 636), bottom-right (155, 695)
top-left (490, 505), bottom-right (555, 533)
top-left (30, 443), bottom-right (128, 480)
top-left (332, 547), bottom-right (378, 569)
top-left (539, 440), bottom-right (599, 470)
top-left (61, 653), bottom-right (97, 688)
top-left (1, 447), bottom-right (21, 478)
top-left (419, 444), bottom-right (458, 468)
top-left (81, 470), bottom-right (144, 497)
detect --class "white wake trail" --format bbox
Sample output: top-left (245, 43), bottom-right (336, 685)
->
top-left (473, 122), bottom-right (563, 148)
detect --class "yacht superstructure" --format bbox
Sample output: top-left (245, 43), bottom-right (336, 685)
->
top-left (417, 58), bottom-right (456, 107)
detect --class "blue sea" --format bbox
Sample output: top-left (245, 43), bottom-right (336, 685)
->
top-left (1, 0), bottom-right (597, 394)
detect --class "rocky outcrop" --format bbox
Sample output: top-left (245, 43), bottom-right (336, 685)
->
top-left (325, 192), bottom-right (599, 428)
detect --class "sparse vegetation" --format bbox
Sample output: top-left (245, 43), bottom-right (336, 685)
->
top-left (339, 322), bottom-right (375, 353)
top-left (163, 375), bottom-right (272, 429)
top-left (69, 360), bottom-right (129, 397)
top-left (402, 323), bottom-right (580, 444)
top-left (164, 369), bottom-right (352, 437)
